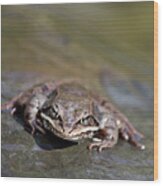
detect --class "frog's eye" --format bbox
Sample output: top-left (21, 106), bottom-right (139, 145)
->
top-left (80, 116), bottom-right (97, 126)
top-left (80, 118), bottom-right (89, 125)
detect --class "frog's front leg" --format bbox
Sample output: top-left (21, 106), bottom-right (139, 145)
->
top-left (88, 127), bottom-right (118, 152)
top-left (88, 113), bottom-right (119, 152)
top-left (24, 94), bottom-right (47, 135)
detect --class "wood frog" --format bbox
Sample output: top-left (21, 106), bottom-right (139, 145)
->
top-left (2, 80), bottom-right (145, 151)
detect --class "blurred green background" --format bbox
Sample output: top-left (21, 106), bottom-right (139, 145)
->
top-left (1, 2), bottom-right (154, 180)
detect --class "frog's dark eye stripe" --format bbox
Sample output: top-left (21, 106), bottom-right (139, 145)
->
top-left (37, 110), bottom-right (64, 134)
top-left (41, 106), bottom-right (60, 120)
top-left (80, 118), bottom-right (89, 125)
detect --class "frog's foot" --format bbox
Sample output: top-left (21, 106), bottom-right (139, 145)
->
top-left (1, 101), bottom-right (16, 115)
top-left (88, 140), bottom-right (116, 152)
top-left (120, 127), bottom-right (145, 150)
top-left (128, 131), bottom-right (145, 150)
top-left (3, 105), bottom-right (17, 115)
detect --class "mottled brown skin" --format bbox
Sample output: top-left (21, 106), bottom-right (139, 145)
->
top-left (1, 80), bottom-right (145, 151)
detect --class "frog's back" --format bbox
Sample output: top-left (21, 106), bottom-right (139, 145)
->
top-left (57, 82), bottom-right (90, 99)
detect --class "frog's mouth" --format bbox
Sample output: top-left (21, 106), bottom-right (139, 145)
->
top-left (62, 126), bottom-right (99, 141)
top-left (53, 123), bottom-right (99, 141)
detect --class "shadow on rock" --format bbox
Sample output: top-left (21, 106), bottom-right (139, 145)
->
top-left (11, 107), bottom-right (77, 151)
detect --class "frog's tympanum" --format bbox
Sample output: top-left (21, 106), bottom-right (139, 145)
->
top-left (2, 81), bottom-right (145, 151)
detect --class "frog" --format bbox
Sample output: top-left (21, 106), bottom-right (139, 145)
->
top-left (1, 80), bottom-right (145, 151)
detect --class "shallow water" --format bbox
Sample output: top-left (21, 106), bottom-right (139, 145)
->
top-left (1, 2), bottom-right (154, 180)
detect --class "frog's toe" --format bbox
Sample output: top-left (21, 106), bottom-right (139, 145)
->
top-left (120, 128), bottom-right (145, 150)
top-left (29, 124), bottom-right (36, 135)
top-left (120, 129), bottom-right (129, 141)
top-left (131, 141), bottom-right (145, 150)
top-left (11, 107), bottom-right (16, 115)
top-left (130, 135), bottom-right (146, 150)
top-left (1, 102), bottom-right (15, 114)
top-left (88, 141), bottom-right (116, 152)
top-left (98, 143), bottom-right (114, 152)
top-left (88, 142), bottom-right (98, 151)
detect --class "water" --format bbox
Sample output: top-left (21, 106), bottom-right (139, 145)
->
top-left (1, 2), bottom-right (154, 180)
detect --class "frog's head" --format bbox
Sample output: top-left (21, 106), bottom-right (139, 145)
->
top-left (40, 99), bottom-right (99, 141)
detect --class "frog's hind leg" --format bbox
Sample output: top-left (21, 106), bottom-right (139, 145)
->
top-left (98, 98), bottom-right (145, 150)
top-left (1, 81), bottom-right (57, 115)
top-left (119, 121), bottom-right (145, 150)
top-left (1, 102), bottom-right (16, 115)
top-left (1, 92), bottom-right (23, 115)
top-left (129, 134), bottom-right (145, 150)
